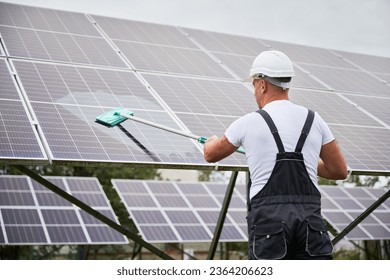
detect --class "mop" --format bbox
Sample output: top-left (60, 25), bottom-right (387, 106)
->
top-left (96, 107), bottom-right (245, 154)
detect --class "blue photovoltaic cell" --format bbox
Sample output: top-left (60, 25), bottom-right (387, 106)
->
top-left (0, 175), bottom-right (127, 245)
top-left (87, 226), bottom-right (127, 243)
top-left (131, 210), bottom-right (168, 224)
top-left (154, 195), bottom-right (188, 208)
top-left (5, 226), bottom-right (47, 243)
top-left (208, 225), bottom-right (244, 241)
top-left (175, 225), bottom-right (211, 241)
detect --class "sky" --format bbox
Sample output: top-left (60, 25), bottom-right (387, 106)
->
top-left (3, 0), bottom-right (390, 58)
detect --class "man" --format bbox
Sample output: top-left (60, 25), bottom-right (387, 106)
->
top-left (204, 50), bottom-right (348, 260)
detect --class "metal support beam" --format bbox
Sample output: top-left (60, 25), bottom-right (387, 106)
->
top-left (207, 171), bottom-right (238, 260)
top-left (332, 189), bottom-right (390, 246)
top-left (15, 165), bottom-right (173, 260)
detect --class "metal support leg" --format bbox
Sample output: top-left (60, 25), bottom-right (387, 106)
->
top-left (15, 165), bottom-right (173, 260)
top-left (207, 171), bottom-right (238, 260)
top-left (332, 189), bottom-right (390, 246)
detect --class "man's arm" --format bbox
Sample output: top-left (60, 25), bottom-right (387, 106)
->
top-left (318, 140), bottom-right (348, 180)
top-left (204, 135), bottom-right (238, 163)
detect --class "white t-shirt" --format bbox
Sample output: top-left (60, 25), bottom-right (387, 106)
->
top-left (225, 100), bottom-right (334, 199)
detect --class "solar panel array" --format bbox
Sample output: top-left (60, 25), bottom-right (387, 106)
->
top-left (113, 180), bottom-right (390, 243)
top-left (112, 179), bottom-right (248, 243)
top-left (0, 175), bottom-right (127, 245)
top-left (0, 1), bottom-right (390, 173)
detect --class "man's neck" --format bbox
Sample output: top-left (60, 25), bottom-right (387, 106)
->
top-left (261, 91), bottom-right (289, 108)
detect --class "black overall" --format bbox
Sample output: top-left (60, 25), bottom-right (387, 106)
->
top-left (247, 109), bottom-right (333, 260)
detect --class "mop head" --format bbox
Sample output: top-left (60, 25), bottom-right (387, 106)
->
top-left (95, 107), bottom-right (134, 127)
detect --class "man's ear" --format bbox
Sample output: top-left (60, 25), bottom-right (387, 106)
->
top-left (261, 79), bottom-right (267, 93)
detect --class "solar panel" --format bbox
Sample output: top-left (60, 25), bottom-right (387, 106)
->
top-left (0, 1), bottom-right (389, 174)
top-left (334, 50), bottom-right (390, 74)
top-left (289, 89), bottom-right (381, 127)
top-left (0, 2), bottom-right (99, 35)
top-left (0, 58), bottom-right (47, 162)
top-left (0, 3), bottom-right (126, 68)
top-left (320, 186), bottom-right (390, 241)
top-left (183, 28), bottom-right (268, 56)
top-left (330, 126), bottom-right (390, 172)
top-left (263, 39), bottom-right (359, 70)
top-left (342, 94), bottom-right (390, 127)
top-left (298, 64), bottom-right (390, 96)
top-left (92, 15), bottom-right (235, 79)
top-left (92, 16), bottom-right (197, 48)
top-left (112, 180), bottom-right (248, 243)
top-left (0, 175), bottom-right (127, 245)
top-left (9, 59), bottom-right (207, 165)
top-left (113, 179), bottom-right (390, 243)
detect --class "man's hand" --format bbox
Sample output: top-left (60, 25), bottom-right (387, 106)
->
top-left (204, 135), bottom-right (238, 162)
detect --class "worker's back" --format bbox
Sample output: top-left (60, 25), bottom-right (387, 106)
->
top-left (225, 99), bottom-right (334, 199)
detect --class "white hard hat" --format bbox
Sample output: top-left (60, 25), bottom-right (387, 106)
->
top-left (244, 50), bottom-right (295, 89)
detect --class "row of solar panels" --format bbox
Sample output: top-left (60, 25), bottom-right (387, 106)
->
top-left (0, 1), bottom-right (390, 173)
top-left (0, 175), bottom-right (389, 245)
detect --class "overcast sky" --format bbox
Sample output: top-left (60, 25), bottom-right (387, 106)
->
top-left (4, 0), bottom-right (390, 58)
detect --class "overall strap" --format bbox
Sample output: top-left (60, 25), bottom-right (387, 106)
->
top-left (257, 110), bottom-right (285, 153)
top-left (295, 109), bottom-right (315, 153)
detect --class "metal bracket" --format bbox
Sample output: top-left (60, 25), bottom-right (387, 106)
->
top-left (207, 170), bottom-right (239, 259)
